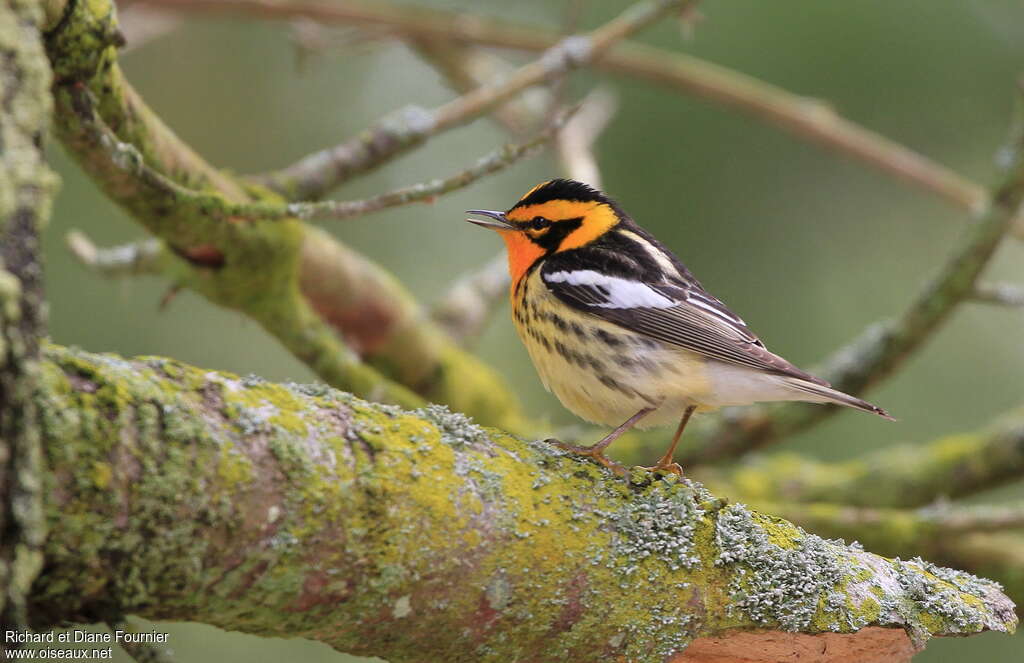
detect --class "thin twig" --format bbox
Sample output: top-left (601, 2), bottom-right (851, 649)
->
top-left (409, 39), bottom-right (550, 136)
top-left (144, 0), bottom-right (988, 213)
top-left (556, 87), bottom-right (617, 188)
top-left (66, 230), bottom-right (165, 276)
top-left (971, 281), bottom-right (1024, 307)
top-left (284, 111), bottom-right (574, 220)
top-left (244, 0), bottom-right (694, 200)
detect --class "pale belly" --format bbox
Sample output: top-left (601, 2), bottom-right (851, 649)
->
top-left (513, 282), bottom-right (713, 428)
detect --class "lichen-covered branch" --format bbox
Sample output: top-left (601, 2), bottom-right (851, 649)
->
top-left (697, 411), bottom-right (1024, 509)
top-left (30, 344), bottom-right (1016, 662)
top-left (145, 0), bottom-right (987, 213)
top-left (936, 534), bottom-right (1024, 613)
top-left (715, 501), bottom-right (1024, 607)
top-left (0, 0), bottom-right (59, 641)
top-left (251, 0), bottom-right (693, 201)
top-left (44, 0), bottom-right (531, 430)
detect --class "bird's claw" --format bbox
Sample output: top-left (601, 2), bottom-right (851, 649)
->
top-left (638, 461), bottom-right (685, 477)
top-left (545, 438), bottom-right (629, 478)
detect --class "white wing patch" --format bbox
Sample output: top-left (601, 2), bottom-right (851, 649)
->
top-left (544, 269), bottom-right (678, 309)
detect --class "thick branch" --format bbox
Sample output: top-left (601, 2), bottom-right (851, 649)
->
top-left (0, 0), bottom-right (59, 639)
top-left (30, 344), bottom-right (1016, 662)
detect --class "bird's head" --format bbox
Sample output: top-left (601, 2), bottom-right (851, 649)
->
top-left (466, 179), bottom-right (621, 285)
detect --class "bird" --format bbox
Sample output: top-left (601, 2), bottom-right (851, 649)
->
top-left (466, 179), bottom-right (892, 477)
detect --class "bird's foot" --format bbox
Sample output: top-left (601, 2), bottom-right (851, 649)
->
top-left (638, 459), bottom-right (685, 477)
top-left (545, 438), bottom-right (629, 478)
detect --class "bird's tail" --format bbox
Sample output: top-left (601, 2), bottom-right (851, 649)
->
top-left (785, 378), bottom-right (895, 421)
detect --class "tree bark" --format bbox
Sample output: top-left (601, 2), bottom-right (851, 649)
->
top-left (0, 0), bottom-right (60, 646)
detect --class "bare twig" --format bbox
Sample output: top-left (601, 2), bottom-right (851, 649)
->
top-left (410, 39), bottom-right (549, 136)
top-left (144, 0), bottom-right (988, 213)
top-left (283, 112), bottom-right (574, 221)
top-left (246, 0), bottom-right (694, 200)
top-left (971, 281), bottom-right (1024, 307)
top-left (556, 87), bottom-right (618, 188)
top-left (66, 231), bottom-right (165, 277)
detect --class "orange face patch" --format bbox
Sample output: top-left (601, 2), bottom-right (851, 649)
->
top-left (498, 229), bottom-right (546, 288)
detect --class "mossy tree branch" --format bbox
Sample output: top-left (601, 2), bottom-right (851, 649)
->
top-left (0, 0), bottom-right (60, 642)
top-left (43, 0), bottom-right (531, 431)
top-left (30, 344), bottom-right (1016, 662)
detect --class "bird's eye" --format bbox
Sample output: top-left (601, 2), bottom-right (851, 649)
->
top-left (529, 216), bottom-right (551, 231)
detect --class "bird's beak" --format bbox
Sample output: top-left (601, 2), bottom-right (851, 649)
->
top-left (465, 209), bottom-right (512, 230)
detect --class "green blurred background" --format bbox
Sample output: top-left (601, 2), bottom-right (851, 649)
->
top-left (37, 0), bottom-right (1023, 660)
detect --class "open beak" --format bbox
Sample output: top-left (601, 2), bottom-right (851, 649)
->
top-left (465, 209), bottom-right (512, 230)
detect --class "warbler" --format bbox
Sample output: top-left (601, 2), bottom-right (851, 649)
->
top-left (467, 179), bottom-right (892, 476)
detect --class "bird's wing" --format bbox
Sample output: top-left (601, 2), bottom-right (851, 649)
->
top-left (540, 265), bottom-right (828, 386)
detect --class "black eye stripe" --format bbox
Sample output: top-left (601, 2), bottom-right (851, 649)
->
top-left (530, 216), bottom-right (551, 231)
top-left (524, 217), bottom-right (584, 252)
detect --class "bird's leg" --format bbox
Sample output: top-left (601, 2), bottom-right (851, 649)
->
top-left (547, 407), bottom-right (654, 477)
top-left (641, 405), bottom-right (696, 476)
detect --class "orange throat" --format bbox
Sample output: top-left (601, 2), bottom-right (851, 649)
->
top-left (500, 230), bottom-right (545, 291)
